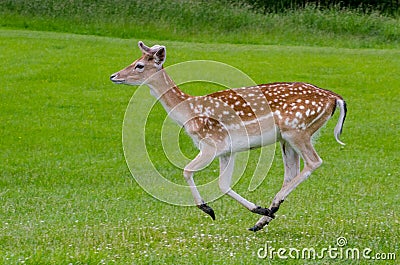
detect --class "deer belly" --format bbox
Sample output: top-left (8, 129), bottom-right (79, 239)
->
top-left (229, 127), bottom-right (279, 152)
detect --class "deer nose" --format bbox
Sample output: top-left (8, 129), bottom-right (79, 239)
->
top-left (110, 73), bottom-right (118, 81)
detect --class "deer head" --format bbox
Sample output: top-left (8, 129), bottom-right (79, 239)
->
top-left (110, 41), bottom-right (166, 85)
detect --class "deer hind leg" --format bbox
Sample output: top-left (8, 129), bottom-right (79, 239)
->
top-left (281, 140), bottom-right (300, 188)
top-left (184, 145), bottom-right (216, 220)
top-left (269, 138), bottom-right (322, 214)
top-left (219, 154), bottom-right (273, 217)
top-left (249, 137), bottom-right (322, 232)
top-left (268, 140), bottom-right (301, 214)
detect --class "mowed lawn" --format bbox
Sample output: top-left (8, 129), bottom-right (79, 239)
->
top-left (0, 29), bottom-right (399, 264)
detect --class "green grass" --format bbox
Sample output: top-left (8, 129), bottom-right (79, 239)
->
top-left (1, 0), bottom-right (399, 48)
top-left (1, 28), bottom-right (399, 264)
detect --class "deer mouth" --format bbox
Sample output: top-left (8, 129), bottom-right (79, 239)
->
top-left (111, 79), bottom-right (125, 84)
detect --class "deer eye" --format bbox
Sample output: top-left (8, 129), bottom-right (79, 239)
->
top-left (135, 63), bottom-right (144, 70)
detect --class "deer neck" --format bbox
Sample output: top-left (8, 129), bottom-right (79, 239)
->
top-left (146, 69), bottom-right (192, 125)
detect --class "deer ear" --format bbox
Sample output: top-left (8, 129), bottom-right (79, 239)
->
top-left (154, 46), bottom-right (166, 66)
top-left (138, 41), bottom-right (151, 54)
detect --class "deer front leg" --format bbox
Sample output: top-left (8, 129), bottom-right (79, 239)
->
top-left (219, 154), bottom-right (273, 218)
top-left (184, 146), bottom-right (216, 220)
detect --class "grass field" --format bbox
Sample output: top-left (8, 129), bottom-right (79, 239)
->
top-left (1, 0), bottom-right (400, 48)
top-left (1, 28), bottom-right (399, 264)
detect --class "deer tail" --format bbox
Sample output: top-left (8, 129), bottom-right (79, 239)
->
top-left (334, 99), bottom-right (347, 146)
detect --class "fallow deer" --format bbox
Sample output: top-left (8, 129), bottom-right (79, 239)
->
top-left (110, 41), bottom-right (347, 231)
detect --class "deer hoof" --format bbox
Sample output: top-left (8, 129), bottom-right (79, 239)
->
top-left (251, 206), bottom-right (275, 218)
top-left (248, 224), bottom-right (264, 232)
top-left (198, 203), bottom-right (215, 220)
top-left (269, 200), bottom-right (284, 216)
